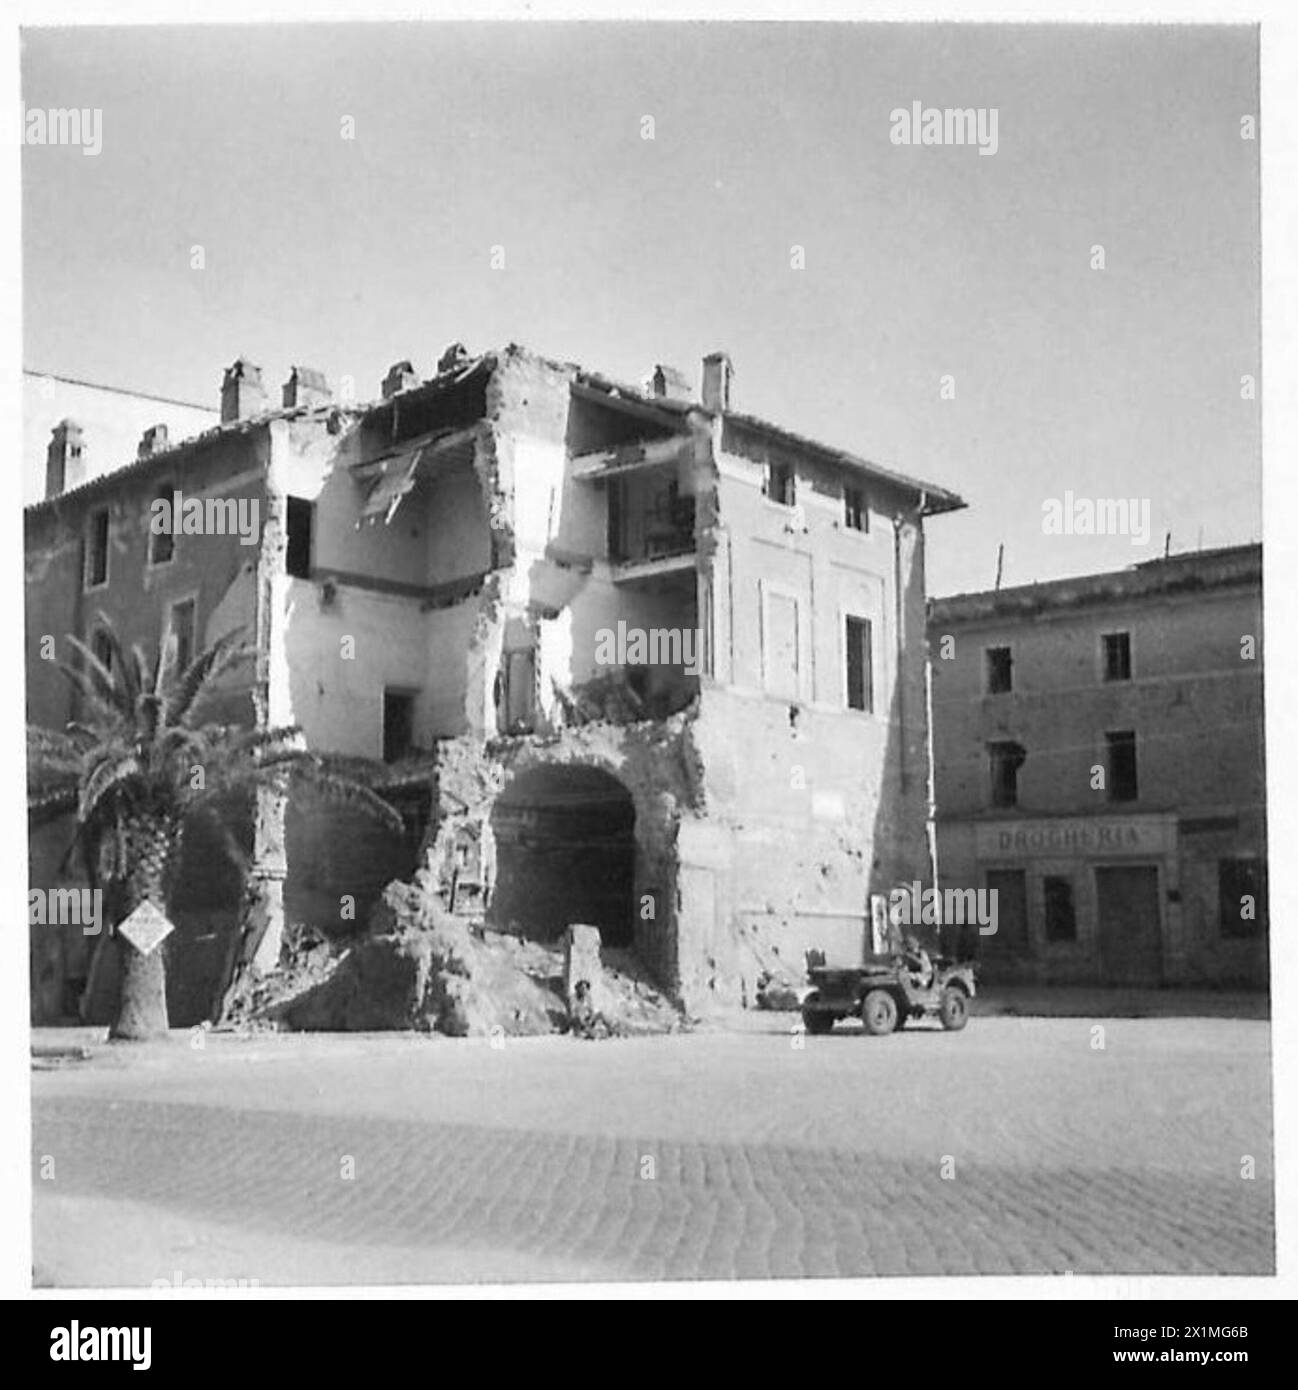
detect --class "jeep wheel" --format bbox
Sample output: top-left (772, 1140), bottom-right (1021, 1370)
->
top-left (939, 986), bottom-right (969, 1031)
top-left (802, 998), bottom-right (835, 1034)
top-left (861, 989), bottom-right (898, 1036)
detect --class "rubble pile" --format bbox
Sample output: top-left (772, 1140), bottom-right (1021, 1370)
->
top-left (220, 923), bottom-right (339, 1032)
top-left (229, 872), bottom-right (687, 1038)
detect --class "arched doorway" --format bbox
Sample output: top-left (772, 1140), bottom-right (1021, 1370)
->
top-left (490, 764), bottom-right (636, 945)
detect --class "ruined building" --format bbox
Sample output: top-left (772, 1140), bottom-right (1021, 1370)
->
top-left (26, 345), bottom-right (965, 1023)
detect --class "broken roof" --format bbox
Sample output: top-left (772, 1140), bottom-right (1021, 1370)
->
top-left (567, 352), bottom-right (965, 515)
top-left (27, 341), bottom-right (966, 521)
top-left (356, 426), bottom-right (481, 523)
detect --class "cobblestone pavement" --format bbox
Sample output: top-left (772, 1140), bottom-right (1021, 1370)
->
top-left (32, 1016), bottom-right (1274, 1285)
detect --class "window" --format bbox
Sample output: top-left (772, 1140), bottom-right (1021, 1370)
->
top-left (845, 615), bottom-right (874, 713)
top-left (149, 484), bottom-right (175, 566)
top-left (89, 628), bottom-right (114, 674)
top-left (763, 460), bottom-right (795, 507)
top-left (167, 598), bottom-right (197, 673)
top-left (286, 496), bottom-right (313, 579)
top-left (1043, 876), bottom-right (1077, 942)
top-left (843, 485), bottom-right (868, 532)
top-left (85, 508), bottom-right (110, 589)
top-left (645, 480), bottom-right (694, 558)
top-left (985, 646), bottom-right (1013, 694)
top-left (1105, 730), bottom-right (1138, 802)
top-left (988, 740), bottom-right (1026, 809)
top-left (1102, 631), bottom-right (1132, 682)
top-left (382, 689), bottom-right (416, 762)
top-left (1219, 858), bottom-right (1266, 940)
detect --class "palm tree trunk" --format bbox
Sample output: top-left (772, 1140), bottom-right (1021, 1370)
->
top-left (108, 817), bottom-right (176, 1041)
top-left (111, 938), bottom-right (169, 1040)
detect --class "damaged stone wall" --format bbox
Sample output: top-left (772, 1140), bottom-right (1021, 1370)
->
top-left (420, 713), bottom-right (706, 996)
top-left (393, 351), bottom-right (941, 1014)
top-left (475, 348), bottom-right (713, 738)
top-left (669, 430), bottom-right (936, 1008)
top-left (685, 690), bottom-right (931, 1001)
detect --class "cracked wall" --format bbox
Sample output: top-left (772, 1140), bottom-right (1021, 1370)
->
top-left (422, 713), bottom-right (705, 995)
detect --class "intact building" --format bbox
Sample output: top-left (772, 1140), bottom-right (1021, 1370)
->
top-left (27, 344), bottom-right (964, 1023)
top-left (23, 369), bottom-right (217, 506)
top-left (928, 544), bottom-right (1266, 988)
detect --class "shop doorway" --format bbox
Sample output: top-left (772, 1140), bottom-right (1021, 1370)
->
top-left (983, 869), bottom-right (1029, 962)
top-left (1095, 865), bottom-right (1163, 985)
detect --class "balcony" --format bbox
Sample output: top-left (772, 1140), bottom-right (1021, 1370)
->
top-left (608, 478), bottom-right (696, 583)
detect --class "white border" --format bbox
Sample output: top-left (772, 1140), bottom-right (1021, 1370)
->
top-left (4, 1), bottom-right (1294, 1308)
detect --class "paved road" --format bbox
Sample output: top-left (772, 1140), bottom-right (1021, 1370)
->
top-left (32, 1016), bottom-right (1274, 1285)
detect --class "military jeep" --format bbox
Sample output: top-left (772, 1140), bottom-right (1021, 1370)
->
top-left (800, 951), bottom-right (976, 1036)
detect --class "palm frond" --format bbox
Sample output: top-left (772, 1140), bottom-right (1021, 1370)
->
top-left (28, 725), bottom-right (89, 765)
top-left (132, 643), bottom-right (155, 704)
top-left (155, 628), bottom-right (181, 701)
top-left (164, 628), bottom-right (253, 726)
top-left (33, 619), bottom-right (409, 925)
top-left (78, 751), bottom-right (144, 824)
top-left (63, 633), bottom-right (127, 714)
top-left (28, 784), bottom-right (79, 823)
top-left (56, 658), bottom-right (128, 731)
top-left (289, 756), bottom-right (406, 833)
top-left (95, 620), bottom-right (143, 712)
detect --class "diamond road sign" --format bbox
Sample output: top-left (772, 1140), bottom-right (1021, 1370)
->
top-left (117, 901), bottom-right (175, 957)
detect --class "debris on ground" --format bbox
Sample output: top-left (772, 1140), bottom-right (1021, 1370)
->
top-left (220, 923), bottom-right (338, 1032)
top-left (31, 1044), bottom-right (94, 1069)
top-left (223, 872), bottom-right (688, 1039)
top-left (754, 970), bottom-right (806, 1011)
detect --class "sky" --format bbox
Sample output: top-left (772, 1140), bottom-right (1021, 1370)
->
top-left (21, 21), bottom-right (1260, 596)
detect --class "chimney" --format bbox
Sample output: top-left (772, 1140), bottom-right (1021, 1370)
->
top-left (45, 418), bottom-right (86, 500)
top-left (221, 357), bottom-right (267, 424)
top-left (136, 424), bottom-right (170, 459)
top-left (648, 364), bottom-right (693, 402)
top-left (701, 351), bottom-right (733, 412)
top-left (382, 361), bottom-right (420, 400)
top-left (437, 342), bottom-right (470, 374)
top-left (282, 365), bottom-right (332, 410)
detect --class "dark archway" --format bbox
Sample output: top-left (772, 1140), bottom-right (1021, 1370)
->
top-left (490, 764), bottom-right (636, 945)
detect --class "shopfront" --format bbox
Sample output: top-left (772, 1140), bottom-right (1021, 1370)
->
top-left (937, 813), bottom-right (1180, 984)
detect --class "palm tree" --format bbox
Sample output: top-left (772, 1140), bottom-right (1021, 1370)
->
top-left (28, 622), bottom-right (403, 1040)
